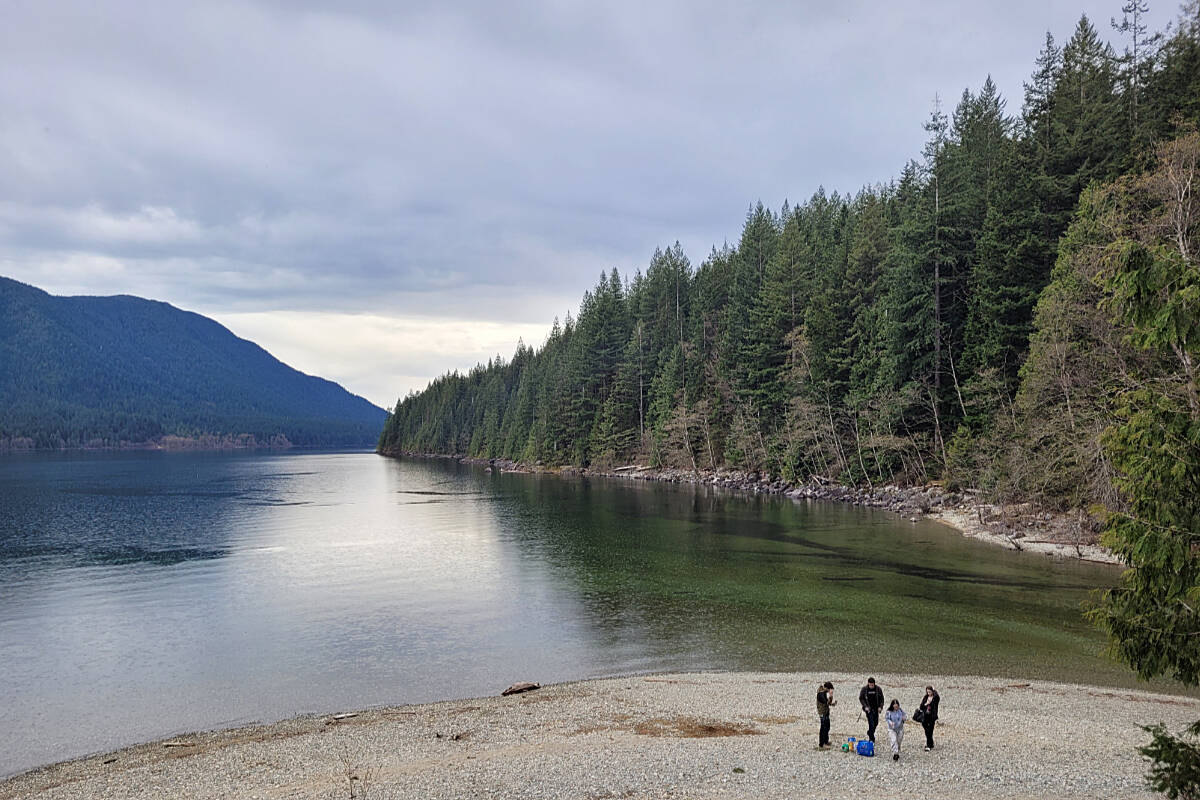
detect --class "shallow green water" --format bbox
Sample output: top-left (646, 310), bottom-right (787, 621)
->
top-left (490, 468), bottom-right (1131, 683)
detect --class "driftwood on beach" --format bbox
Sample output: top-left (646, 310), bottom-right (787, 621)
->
top-left (501, 682), bottom-right (541, 696)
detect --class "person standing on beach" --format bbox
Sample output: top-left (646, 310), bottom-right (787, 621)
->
top-left (884, 699), bottom-right (907, 761)
top-left (858, 677), bottom-right (885, 743)
top-left (816, 681), bottom-right (836, 749)
top-left (917, 685), bottom-right (940, 750)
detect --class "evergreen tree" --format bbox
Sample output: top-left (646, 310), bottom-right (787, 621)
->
top-left (1142, 2), bottom-right (1200, 138)
top-left (723, 203), bottom-right (779, 408)
top-left (1111, 0), bottom-right (1158, 135)
top-left (1083, 131), bottom-right (1200, 798)
top-left (1055, 15), bottom-right (1126, 187)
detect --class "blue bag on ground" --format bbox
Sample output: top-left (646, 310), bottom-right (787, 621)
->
top-left (855, 740), bottom-right (874, 757)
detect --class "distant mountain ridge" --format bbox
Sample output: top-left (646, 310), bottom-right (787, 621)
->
top-left (0, 276), bottom-right (387, 449)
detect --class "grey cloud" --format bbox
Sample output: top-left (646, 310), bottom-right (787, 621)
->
top-left (1, 1), bottom-right (1166, 323)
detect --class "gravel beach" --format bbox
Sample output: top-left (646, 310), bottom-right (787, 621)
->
top-left (3, 671), bottom-right (1195, 800)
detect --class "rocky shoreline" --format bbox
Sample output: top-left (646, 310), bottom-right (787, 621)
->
top-left (2, 671), bottom-right (1191, 799)
top-left (387, 451), bottom-right (1121, 565)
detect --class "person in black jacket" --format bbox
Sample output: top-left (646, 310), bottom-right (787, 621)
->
top-left (816, 681), bottom-right (836, 749)
top-left (917, 685), bottom-right (940, 750)
top-left (858, 677), bottom-right (885, 743)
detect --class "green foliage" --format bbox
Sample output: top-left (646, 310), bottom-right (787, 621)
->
top-left (1052, 127), bottom-right (1200, 799)
top-left (1006, 185), bottom-right (1134, 509)
top-left (1098, 388), bottom-right (1200, 683)
top-left (1088, 129), bottom-right (1200, 686)
top-left (1141, 721), bottom-right (1200, 800)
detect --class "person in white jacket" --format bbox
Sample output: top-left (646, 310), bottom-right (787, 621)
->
top-left (885, 699), bottom-right (908, 761)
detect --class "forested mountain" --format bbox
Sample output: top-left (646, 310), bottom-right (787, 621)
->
top-left (0, 277), bottom-right (387, 449)
top-left (379, 7), bottom-right (1200, 515)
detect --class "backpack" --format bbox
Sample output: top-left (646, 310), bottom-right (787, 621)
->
top-left (856, 740), bottom-right (874, 757)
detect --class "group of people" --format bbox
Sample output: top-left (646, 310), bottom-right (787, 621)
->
top-left (815, 678), bottom-right (940, 761)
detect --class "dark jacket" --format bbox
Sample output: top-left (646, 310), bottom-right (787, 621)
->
top-left (859, 684), bottom-right (884, 713)
top-left (918, 692), bottom-right (940, 722)
top-left (817, 689), bottom-right (831, 717)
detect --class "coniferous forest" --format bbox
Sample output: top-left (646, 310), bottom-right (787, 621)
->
top-left (379, 8), bottom-right (1199, 520)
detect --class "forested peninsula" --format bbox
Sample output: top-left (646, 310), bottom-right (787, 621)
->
top-left (0, 277), bottom-right (387, 450)
top-left (379, 10), bottom-right (1198, 520)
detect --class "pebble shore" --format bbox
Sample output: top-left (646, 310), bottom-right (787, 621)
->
top-left (3, 671), bottom-right (1196, 800)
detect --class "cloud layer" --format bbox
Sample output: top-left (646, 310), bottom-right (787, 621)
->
top-left (0, 0), bottom-right (1159, 407)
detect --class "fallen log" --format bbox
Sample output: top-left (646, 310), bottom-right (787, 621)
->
top-left (501, 682), bottom-right (541, 696)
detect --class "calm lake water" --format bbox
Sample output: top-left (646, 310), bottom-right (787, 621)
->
top-left (0, 450), bottom-right (1138, 776)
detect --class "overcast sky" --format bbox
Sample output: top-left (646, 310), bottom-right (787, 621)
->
top-left (0, 0), bottom-right (1171, 409)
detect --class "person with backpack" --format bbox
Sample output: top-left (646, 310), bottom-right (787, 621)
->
top-left (884, 698), bottom-right (907, 761)
top-left (914, 685), bottom-right (940, 750)
top-left (816, 681), bottom-right (836, 749)
top-left (858, 677), bottom-right (885, 743)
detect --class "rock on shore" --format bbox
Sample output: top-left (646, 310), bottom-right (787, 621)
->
top-left (2, 672), bottom-right (1195, 800)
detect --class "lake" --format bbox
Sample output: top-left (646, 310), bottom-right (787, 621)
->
top-left (0, 450), bottom-right (1135, 776)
